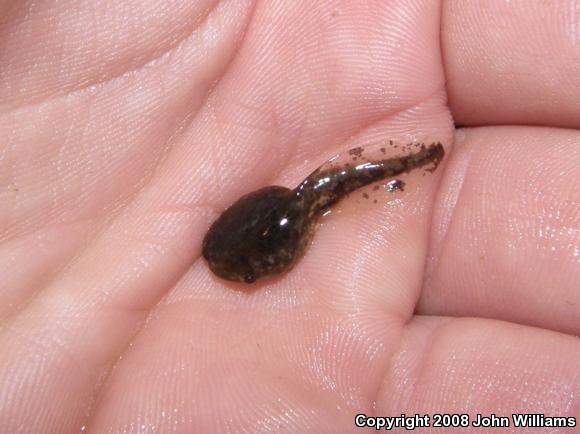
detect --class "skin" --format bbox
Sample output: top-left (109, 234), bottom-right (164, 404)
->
top-left (0, 1), bottom-right (579, 433)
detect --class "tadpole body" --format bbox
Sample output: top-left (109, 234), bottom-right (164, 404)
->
top-left (202, 142), bottom-right (445, 283)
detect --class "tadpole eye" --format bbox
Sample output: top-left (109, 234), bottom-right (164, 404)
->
top-left (244, 273), bottom-right (256, 283)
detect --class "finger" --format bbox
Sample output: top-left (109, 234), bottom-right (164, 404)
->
top-left (443, 0), bottom-right (580, 128)
top-left (419, 126), bottom-right (580, 335)
top-left (378, 316), bottom-right (580, 426)
top-left (0, 0), bottom-right (224, 108)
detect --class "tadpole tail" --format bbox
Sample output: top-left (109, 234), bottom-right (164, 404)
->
top-left (296, 142), bottom-right (445, 216)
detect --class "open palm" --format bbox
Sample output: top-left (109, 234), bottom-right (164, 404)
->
top-left (1, 1), bottom-right (578, 432)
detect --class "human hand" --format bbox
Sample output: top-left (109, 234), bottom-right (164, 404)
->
top-left (1, 1), bottom-right (578, 432)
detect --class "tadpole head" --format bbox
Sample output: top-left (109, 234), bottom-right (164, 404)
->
top-left (202, 186), bottom-right (311, 284)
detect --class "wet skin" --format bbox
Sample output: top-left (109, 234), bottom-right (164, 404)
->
top-left (202, 142), bottom-right (445, 283)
